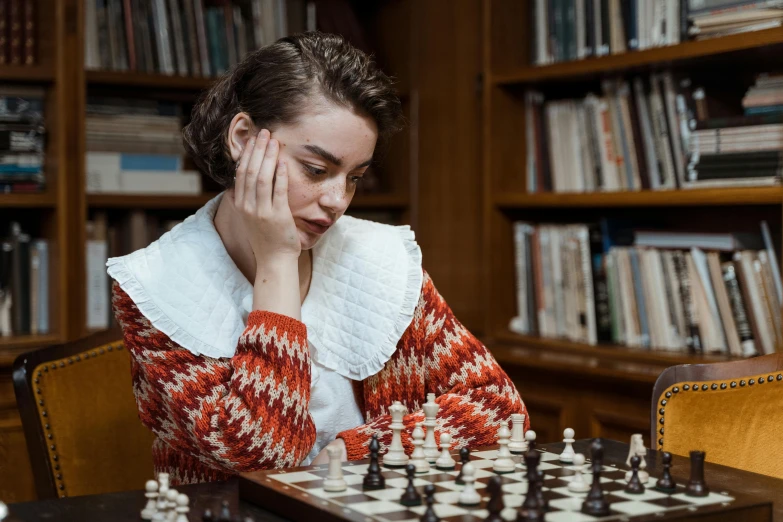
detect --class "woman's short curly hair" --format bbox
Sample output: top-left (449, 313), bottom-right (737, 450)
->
top-left (182, 31), bottom-right (404, 187)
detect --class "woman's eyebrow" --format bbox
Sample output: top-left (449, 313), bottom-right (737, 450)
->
top-left (303, 144), bottom-right (372, 169)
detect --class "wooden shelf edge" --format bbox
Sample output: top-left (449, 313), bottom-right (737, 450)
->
top-left (85, 70), bottom-right (216, 90)
top-left (492, 27), bottom-right (783, 85)
top-left (351, 193), bottom-right (409, 209)
top-left (0, 334), bottom-right (60, 351)
top-left (494, 187), bottom-right (783, 208)
top-left (0, 65), bottom-right (55, 83)
top-left (0, 193), bottom-right (57, 208)
top-left (494, 331), bottom-right (740, 368)
top-left (87, 193), bottom-right (220, 209)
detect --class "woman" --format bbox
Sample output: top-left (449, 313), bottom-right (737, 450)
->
top-left (109, 32), bottom-right (529, 485)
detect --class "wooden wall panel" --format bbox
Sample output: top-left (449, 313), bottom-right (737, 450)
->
top-left (414, 0), bottom-right (484, 333)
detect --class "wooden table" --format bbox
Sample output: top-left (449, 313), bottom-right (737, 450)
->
top-left (7, 439), bottom-right (783, 521)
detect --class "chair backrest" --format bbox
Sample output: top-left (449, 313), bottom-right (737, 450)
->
top-left (13, 329), bottom-right (156, 499)
top-left (651, 353), bottom-right (783, 479)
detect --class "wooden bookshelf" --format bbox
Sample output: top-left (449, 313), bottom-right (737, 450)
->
top-left (0, 65), bottom-right (55, 83)
top-left (85, 70), bottom-right (216, 90)
top-left (492, 26), bottom-right (783, 85)
top-left (482, 0), bottom-right (783, 447)
top-left (0, 193), bottom-right (58, 208)
top-left (86, 193), bottom-right (220, 209)
top-left (351, 192), bottom-right (410, 208)
top-left (0, 334), bottom-right (60, 351)
top-left (494, 187), bottom-right (783, 208)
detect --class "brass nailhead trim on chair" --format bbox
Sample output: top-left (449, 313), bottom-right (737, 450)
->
top-left (657, 372), bottom-right (782, 449)
top-left (35, 340), bottom-right (125, 498)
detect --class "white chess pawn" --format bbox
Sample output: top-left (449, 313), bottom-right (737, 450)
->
top-left (384, 401), bottom-right (409, 467)
top-left (174, 493), bottom-right (190, 522)
top-left (141, 479), bottom-right (159, 520)
top-left (525, 429), bottom-right (537, 450)
top-left (493, 425), bottom-right (516, 473)
top-left (409, 422), bottom-right (431, 473)
top-left (457, 462), bottom-right (481, 506)
top-left (508, 414), bottom-right (527, 454)
top-left (435, 433), bottom-right (456, 470)
top-left (567, 454), bottom-right (591, 493)
top-left (324, 445), bottom-right (348, 492)
top-left (0, 501), bottom-right (8, 521)
top-left (165, 489), bottom-right (179, 522)
top-left (560, 428), bottom-right (576, 463)
top-left (423, 394), bottom-right (440, 462)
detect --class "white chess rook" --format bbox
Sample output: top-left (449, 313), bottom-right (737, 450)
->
top-left (324, 445), bottom-right (348, 492)
top-left (423, 393), bottom-right (440, 462)
top-left (383, 401), bottom-right (409, 468)
top-left (409, 422), bottom-right (431, 473)
top-left (435, 433), bottom-right (456, 470)
top-left (560, 427), bottom-right (576, 463)
top-left (457, 462), bottom-right (481, 506)
top-left (508, 413), bottom-right (527, 453)
top-left (567, 454), bottom-right (591, 493)
top-left (493, 425), bottom-right (516, 473)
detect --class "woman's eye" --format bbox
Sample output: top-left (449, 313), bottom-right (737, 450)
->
top-left (350, 176), bottom-right (363, 185)
top-left (304, 164), bottom-right (327, 176)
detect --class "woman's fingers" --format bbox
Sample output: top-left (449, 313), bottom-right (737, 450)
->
top-left (244, 129), bottom-right (270, 211)
top-left (256, 137), bottom-right (280, 213)
top-left (233, 135), bottom-right (255, 204)
top-left (272, 160), bottom-right (288, 209)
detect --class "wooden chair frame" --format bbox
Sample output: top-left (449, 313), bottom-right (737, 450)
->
top-left (650, 352), bottom-right (783, 448)
top-left (12, 329), bottom-right (122, 499)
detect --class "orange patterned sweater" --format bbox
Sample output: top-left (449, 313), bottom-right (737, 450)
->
top-left (112, 270), bottom-right (529, 485)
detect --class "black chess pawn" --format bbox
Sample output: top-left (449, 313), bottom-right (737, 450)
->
top-left (401, 464), bottom-right (422, 507)
top-left (685, 450), bottom-right (709, 497)
top-left (516, 450), bottom-right (543, 522)
top-left (655, 451), bottom-right (677, 493)
top-left (455, 447), bottom-right (471, 485)
top-left (203, 509), bottom-right (214, 522)
top-left (363, 434), bottom-right (386, 490)
top-left (485, 476), bottom-right (504, 522)
top-left (218, 500), bottom-right (233, 522)
top-left (625, 455), bottom-right (645, 494)
top-left (581, 439), bottom-right (610, 517)
top-left (421, 484), bottom-right (440, 522)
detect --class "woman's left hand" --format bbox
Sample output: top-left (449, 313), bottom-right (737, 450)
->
top-left (311, 438), bottom-right (347, 465)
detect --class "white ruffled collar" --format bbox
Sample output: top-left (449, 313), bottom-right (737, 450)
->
top-left (106, 193), bottom-right (423, 380)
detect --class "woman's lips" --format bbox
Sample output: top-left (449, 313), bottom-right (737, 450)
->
top-left (302, 219), bottom-right (330, 235)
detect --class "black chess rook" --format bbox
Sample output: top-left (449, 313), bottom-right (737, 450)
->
top-left (685, 450), bottom-right (710, 497)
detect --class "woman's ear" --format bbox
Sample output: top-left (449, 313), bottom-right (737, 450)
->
top-left (227, 112), bottom-right (255, 162)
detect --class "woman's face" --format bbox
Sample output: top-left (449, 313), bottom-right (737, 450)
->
top-left (272, 104), bottom-right (378, 250)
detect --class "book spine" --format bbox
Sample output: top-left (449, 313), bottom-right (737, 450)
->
top-left (0, 0), bottom-right (7, 66)
top-left (8, 0), bottom-right (20, 65)
top-left (673, 250), bottom-right (702, 353)
top-left (723, 261), bottom-right (757, 356)
top-left (22, 0), bottom-right (33, 65)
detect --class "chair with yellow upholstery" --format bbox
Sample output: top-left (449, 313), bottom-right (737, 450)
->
top-left (651, 352), bottom-right (783, 479)
top-left (13, 329), bottom-right (156, 499)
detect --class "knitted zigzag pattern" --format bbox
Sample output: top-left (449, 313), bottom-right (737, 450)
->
top-left (112, 271), bottom-right (528, 485)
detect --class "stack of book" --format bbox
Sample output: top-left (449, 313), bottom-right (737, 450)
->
top-left (526, 72), bottom-right (697, 193)
top-left (84, 0), bottom-right (315, 77)
top-left (687, 0), bottom-right (783, 40)
top-left (743, 73), bottom-right (783, 116)
top-left (0, 87), bottom-right (46, 194)
top-left (510, 220), bottom-right (782, 357)
top-left (85, 97), bottom-right (201, 195)
top-left (528, 0), bottom-right (684, 65)
top-left (0, 0), bottom-right (36, 66)
top-left (0, 222), bottom-right (49, 337)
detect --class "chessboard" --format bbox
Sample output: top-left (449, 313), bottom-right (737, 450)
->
top-left (238, 445), bottom-right (771, 522)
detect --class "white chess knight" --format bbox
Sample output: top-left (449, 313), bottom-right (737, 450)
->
top-left (409, 422), bottom-right (431, 473)
top-left (508, 413), bottom-right (527, 453)
top-left (423, 393), bottom-right (440, 462)
top-left (493, 425), bottom-right (516, 473)
top-left (625, 433), bottom-right (649, 483)
top-left (324, 445), bottom-right (348, 492)
top-left (457, 462), bottom-right (481, 506)
top-left (435, 433), bottom-right (456, 470)
top-left (560, 428), bottom-right (576, 463)
top-left (567, 454), bottom-right (591, 493)
top-left (383, 401), bottom-right (409, 467)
